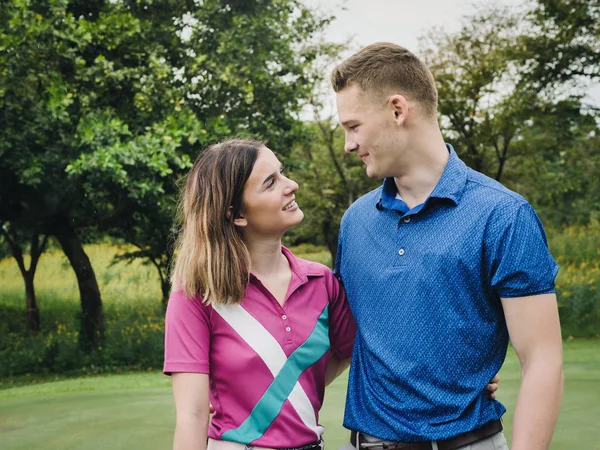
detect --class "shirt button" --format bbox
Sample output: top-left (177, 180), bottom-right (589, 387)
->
top-left (285, 327), bottom-right (291, 332)
top-left (398, 248), bottom-right (405, 256)
top-left (403, 217), bottom-right (411, 223)
top-left (282, 315), bottom-right (287, 320)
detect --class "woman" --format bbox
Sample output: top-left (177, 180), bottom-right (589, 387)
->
top-left (163, 139), bottom-right (498, 450)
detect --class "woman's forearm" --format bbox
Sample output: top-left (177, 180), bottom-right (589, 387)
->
top-left (325, 352), bottom-right (351, 386)
top-left (174, 413), bottom-right (210, 450)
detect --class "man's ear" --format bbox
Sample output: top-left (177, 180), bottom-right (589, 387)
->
top-left (389, 94), bottom-right (409, 125)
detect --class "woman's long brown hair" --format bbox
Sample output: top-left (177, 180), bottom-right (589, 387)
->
top-left (171, 139), bottom-right (262, 304)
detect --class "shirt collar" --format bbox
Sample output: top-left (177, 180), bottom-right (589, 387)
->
top-left (377, 143), bottom-right (468, 211)
top-left (249, 246), bottom-right (324, 285)
top-left (282, 246), bottom-right (325, 281)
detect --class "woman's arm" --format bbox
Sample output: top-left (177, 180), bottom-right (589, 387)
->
top-left (325, 351), bottom-right (351, 386)
top-left (172, 373), bottom-right (211, 450)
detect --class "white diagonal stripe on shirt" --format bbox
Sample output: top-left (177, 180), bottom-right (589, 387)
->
top-left (212, 303), bottom-right (324, 438)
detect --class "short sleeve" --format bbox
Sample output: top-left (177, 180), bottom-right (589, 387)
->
top-left (163, 289), bottom-right (211, 375)
top-left (490, 203), bottom-right (559, 298)
top-left (325, 271), bottom-right (356, 360)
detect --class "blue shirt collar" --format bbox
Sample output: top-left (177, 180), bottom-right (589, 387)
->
top-left (378, 143), bottom-right (468, 212)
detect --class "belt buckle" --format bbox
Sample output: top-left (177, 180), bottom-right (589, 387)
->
top-left (355, 433), bottom-right (386, 449)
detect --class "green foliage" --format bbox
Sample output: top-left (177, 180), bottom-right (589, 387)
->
top-left (422, 8), bottom-right (544, 180)
top-left (420, 4), bottom-right (600, 227)
top-left (550, 222), bottom-right (600, 337)
top-left (519, 0), bottom-right (600, 88)
top-left (0, 0), bottom-right (339, 328)
top-left (284, 121), bottom-right (379, 260)
top-left (2, 227), bottom-right (599, 377)
top-left (504, 103), bottom-right (600, 226)
top-left (0, 300), bottom-right (165, 377)
top-left (0, 243), bottom-right (164, 377)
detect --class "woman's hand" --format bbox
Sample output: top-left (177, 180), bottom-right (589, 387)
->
top-left (486, 374), bottom-right (500, 400)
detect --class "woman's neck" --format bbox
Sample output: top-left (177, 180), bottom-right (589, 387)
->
top-left (245, 238), bottom-right (287, 278)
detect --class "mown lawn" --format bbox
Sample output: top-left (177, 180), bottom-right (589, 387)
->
top-left (1, 340), bottom-right (599, 450)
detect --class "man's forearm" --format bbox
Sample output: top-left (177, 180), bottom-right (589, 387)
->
top-left (511, 358), bottom-right (563, 450)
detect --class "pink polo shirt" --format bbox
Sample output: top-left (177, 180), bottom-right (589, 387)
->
top-left (164, 247), bottom-right (356, 448)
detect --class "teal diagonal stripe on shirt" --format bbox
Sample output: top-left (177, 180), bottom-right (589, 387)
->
top-left (221, 305), bottom-right (330, 444)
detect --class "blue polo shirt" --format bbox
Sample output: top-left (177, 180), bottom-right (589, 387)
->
top-left (334, 144), bottom-right (559, 442)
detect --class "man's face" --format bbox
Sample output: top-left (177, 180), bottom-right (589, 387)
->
top-left (335, 84), bottom-right (400, 179)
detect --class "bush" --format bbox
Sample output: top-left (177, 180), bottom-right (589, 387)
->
top-left (0, 301), bottom-right (165, 378)
top-left (548, 221), bottom-right (600, 337)
top-left (1, 225), bottom-right (599, 378)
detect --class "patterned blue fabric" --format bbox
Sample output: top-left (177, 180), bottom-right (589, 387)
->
top-left (334, 144), bottom-right (559, 442)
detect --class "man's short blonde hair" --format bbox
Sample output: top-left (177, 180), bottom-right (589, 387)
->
top-left (331, 42), bottom-right (438, 118)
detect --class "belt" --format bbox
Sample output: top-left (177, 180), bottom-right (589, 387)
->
top-left (207, 438), bottom-right (323, 450)
top-left (350, 419), bottom-right (503, 450)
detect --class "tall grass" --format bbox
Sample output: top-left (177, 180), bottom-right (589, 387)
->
top-left (0, 244), bottom-right (164, 377)
top-left (548, 221), bottom-right (600, 337)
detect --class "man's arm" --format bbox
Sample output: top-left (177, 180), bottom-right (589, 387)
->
top-left (501, 293), bottom-right (563, 450)
top-left (172, 373), bottom-right (210, 450)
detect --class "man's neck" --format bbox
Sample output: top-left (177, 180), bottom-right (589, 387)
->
top-left (393, 136), bottom-right (449, 209)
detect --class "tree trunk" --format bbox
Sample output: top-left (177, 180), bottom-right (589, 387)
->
top-left (0, 227), bottom-right (45, 332)
top-left (53, 221), bottom-right (104, 350)
top-left (322, 220), bottom-right (338, 268)
top-left (147, 253), bottom-right (171, 307)
top-left (161, 278), bottom-right (170, 307)
top-left (24, 271), bottom-right (40, 331)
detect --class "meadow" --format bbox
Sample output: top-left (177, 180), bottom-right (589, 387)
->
top-left (0, 225), bottom-right (598, 449)
top-left (0, 340), bottom-right (599, 450)
top-left (1, 222), bottom-right (599, 378)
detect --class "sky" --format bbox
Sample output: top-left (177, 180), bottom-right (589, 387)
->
top-left (303, 0), bottom-right (600, 107)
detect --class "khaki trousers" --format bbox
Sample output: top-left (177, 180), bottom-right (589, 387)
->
top-left (338, 431), bottom-right (509, 450)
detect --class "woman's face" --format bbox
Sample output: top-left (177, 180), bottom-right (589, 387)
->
top-left (234, 147), bottom-right (304, 237)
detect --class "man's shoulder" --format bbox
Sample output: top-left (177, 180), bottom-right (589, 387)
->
top-left (464, 168), bottom-right (528, 210)
top-left (343, 186), bottom-right (382, 217)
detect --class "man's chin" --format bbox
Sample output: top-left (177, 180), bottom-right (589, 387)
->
top-left (365, 166), bottom-right (383, 179)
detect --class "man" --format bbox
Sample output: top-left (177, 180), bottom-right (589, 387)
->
top-left (332, 42), bottom-right (563, 450)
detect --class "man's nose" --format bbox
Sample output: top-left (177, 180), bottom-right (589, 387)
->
top-left (344, 135), bottom-right (358, 153)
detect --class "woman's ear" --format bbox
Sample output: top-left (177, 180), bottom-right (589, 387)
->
top-left (228, 206), bottom-right (247, 227)
top-left (234, 215), bottom-right (247, 227)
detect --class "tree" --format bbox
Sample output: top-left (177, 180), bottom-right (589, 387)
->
top-left (502, 99), bottom-right (600, 226)
top-left (286, 118), bottom-right (379, 263)
top-left (0, 223), bottom-right (48, 331)
top-left (0, 0), bottom-right (195, 347)
top-left (67, 0), bottom-right (341, 303)
top-left (422, 8), bottom-right (543, 182)
top-left (420, 3), bottom-right (599, 226)
top-left (519, 0), bottom-right (600, 89)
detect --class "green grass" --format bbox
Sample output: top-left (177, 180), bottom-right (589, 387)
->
top-left (1, 340), bottom-right (598, 450)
